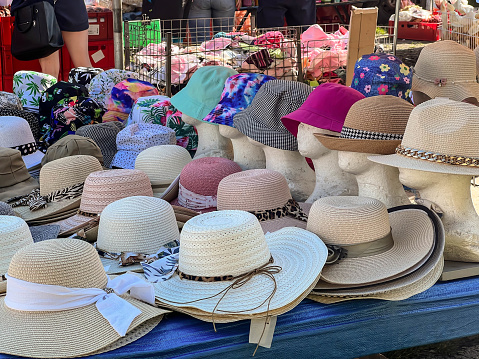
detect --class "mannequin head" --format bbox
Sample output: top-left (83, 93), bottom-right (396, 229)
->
top-left (182, 114), bottom-right (202, 126)
top-left (218, 125), bottom-right (244, 140)
top-left (247, 137), bottom-right (264, 148)
top-left (338, 151), bottom-right (374, 175)
top-left (297, 123), bottom-right (336, 159)
top-left (398, 167), bottom-right (449, 189)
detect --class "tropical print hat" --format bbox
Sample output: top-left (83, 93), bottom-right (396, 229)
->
top-left (68, 67), bottom-right (104, 86)
top-left (87, 69), bottom-right (140, 108)
top-left (351, 53), bottom-right (412, 100)
top-left (13, 71), bottom-right (57, 112)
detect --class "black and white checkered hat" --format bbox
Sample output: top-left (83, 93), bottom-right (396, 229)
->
top-left (233, 80), bottom-right (313, 151)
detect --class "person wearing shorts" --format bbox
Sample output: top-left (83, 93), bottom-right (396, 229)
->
top-left (257, 0), bottom-right (316, 28)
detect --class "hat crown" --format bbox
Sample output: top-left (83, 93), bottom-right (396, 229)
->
top-left (401, 98), bottom-right (479, 158)
top-left (307, 196), bottom-right (391, 245)
top-left (185, 66), bottom-right (238, 102)
top-left (43, 135), bottom-right (103, 165)
top-left (220, 73), bottom-right (272, 101)
top-left (0, 216), bottom-right (34, 275)
top-left (77, 121), bottom-right (123, 141)
top-left (80, 169), bottom-right (153, 214)
top-left (0, 148), bottom-right (31, 188)
top-left (0, 116), bottom-right (35, 147)
top-left (39, 155), bottom-right (103, 196)
top-left (8, 238), bottom-right (107, 289)
top-left (116, 123), bottom-right (176, 151)
top-left (217, 169), bottom-right (292, 211)
top-left (178, 210), bottom-right (271, 277)
top-left (97, 196), bottom-right (179, 253)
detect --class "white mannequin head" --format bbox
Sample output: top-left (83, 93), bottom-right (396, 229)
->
top-left (297, 123), bottom-right (336, 159)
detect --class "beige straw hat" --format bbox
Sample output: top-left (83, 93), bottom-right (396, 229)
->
top-left (0, 238), bottom-right (168, 358)
top-left (11, 155), bottom-right (103, 223)
top-left (153, 210), bottom-right (328, 322)
top-left (369, 98), bottom-right (479, 176)
top-left (0, 215), bottom-right (34, 293)
top-left (134, 145), bottom-right (192, 197)
top-left (52, 169), bottom-right (154, 236)
top-left (217, 169), bottom-right (310, 233)
top-left (475, 45), bottom-right (479, 77)
top-left (315, 96), bottom-right (414, 155)
top-left (97, 196), bottom-right (180, 275)
top-left (412, 40), bottom-right (479, 101)
top-left (307, 196), bottom-right (435, 286)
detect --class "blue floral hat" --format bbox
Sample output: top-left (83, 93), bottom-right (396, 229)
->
top-left (351, 53), bottom-right (412, 100)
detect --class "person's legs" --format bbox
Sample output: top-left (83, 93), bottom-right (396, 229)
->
top-left (188, 0), bottom-right (212, 43)
top-left (257, 0), bottom-right (287, 28)
top-left (62, 30), bottom-right (92, 68)
top-left (211, 0), bottom-right (235, 35)
top-left (284, 0), bottom-right (316, 27)
top-left (39, 51), bottom-right (61, 79)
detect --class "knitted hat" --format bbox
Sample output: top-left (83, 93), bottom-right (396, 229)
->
top-left (12, 71), bottom-right (57, 112)
top-left (87, 69), bottom-right (139, 108)
top-left (41, 135), bottom-right (104, 167)
top-left (68, 67), bottom-right (104, 86)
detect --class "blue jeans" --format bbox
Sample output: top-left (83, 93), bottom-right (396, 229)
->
top-left (188, 0), bottom-right (236, 43)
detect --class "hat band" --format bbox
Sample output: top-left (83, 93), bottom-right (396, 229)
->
top-left (4, 273), bottom-right (155, 336)
top-left (178, 183), bottom-right (217, 210)
top-left (340, 127), bottom-right (403, 141)
top-left (396, 145), bottom-right (479, 167)
top-left (413, 71), bottom-right (477, 86)
top-left (11, 142), bottom-right (38, 156)
top-left (77, 209), bottom-right (100, 218)
top-left (326, 230), bottom-right (394, 264)
top-left (250, 199), bottom-right (308, 223)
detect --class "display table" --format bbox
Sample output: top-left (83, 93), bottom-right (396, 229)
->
top-left (1, 277), bottom-right (479, 358)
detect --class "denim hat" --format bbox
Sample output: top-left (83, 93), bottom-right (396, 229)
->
top-left (351, 53), bottom-right (413, 100)
top-left (203, 73), bottom-right (276, 127)
top-left (170, 66), bottom-right (238, 121)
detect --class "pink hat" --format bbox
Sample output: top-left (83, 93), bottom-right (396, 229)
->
top-left (281, 83), bottom-right (365, 136)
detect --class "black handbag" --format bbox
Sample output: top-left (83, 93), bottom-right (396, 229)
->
top-left (11, 0), bottom-right (64, 61)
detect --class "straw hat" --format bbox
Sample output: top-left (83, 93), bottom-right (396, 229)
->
top-left (307, 196), bottom-right (435, 286)
top-left (41, 135), bottom-right (104, 167)
top-left (475, 45), bottom-right (479, 78)
top-left (153, 210), bottom-right (328, 321)
top-left (135, 145), bottom-right (192, 197)
top-left (0, 238), bottom-right (168, 358)
top-left (217, 169), bottom-right (310, 233)
top-left (12, 155), bottom-right (103, 223)
top-left (0, 116), bottom-right (44, 169)
top-left (97, 196), bottom-right (180, 274)
top-left (369, 98), bottom-right (479, 175)
top-left (52, 169), bottom-right (154, 236)
top-left (315, 96), bottom-right (414, 155)
top-left (412, 40), bottom-right (479, 101)
top-left (0, 215), bottom-right (34, 293)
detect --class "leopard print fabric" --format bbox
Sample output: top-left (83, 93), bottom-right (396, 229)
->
top-left (250, 199), bottom-right (308, 222)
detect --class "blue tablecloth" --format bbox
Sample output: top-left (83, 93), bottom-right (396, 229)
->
top-left (2, 277), bottom-right (479, 359)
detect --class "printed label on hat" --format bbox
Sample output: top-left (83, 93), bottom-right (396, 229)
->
top-left (88, 24), bottom-right (100, 36)
top-left (249, 316), bottom-right (277, 349)
top-left (91, 50), bottom-right (105, 64)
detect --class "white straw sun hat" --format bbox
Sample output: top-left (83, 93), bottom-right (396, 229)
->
top-left (153, 210), bottom-right (328, 322)
top-left (135, 145), bottom-right (192, 197)
top-left (0, 238), bottom-right (168, 358)
top-left (307, 197), bottom-right (435, 286)
top-left (97, 196), bottom-right (180, 275)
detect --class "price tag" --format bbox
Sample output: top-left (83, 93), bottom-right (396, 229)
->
top-left (249, 316), bottom-right (277, 349)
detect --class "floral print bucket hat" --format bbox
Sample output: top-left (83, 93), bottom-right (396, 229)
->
top-left (13, 71), bottom-right (57, 113)
top-left (351, 53), bottom-right (412, 100)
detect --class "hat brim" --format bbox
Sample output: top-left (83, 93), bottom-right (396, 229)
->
top-left (27, 208), bottom-right (80, 226)
top-left (0, 295), bottom-right (168, 358)
top-left (202, 104), bottom-right (237, 127)
top-left (29, 224), bottom-right (61, 243)
top-left (111, 150), bottom-right (139, 170)
top-left (282, 108), bottom-right (343, 137)
top-left (52, 213), bottom-right (97, 236)
top-left (315, 133), bottom-right (401, 155)
top-left (412, 74), bottom-right (479, 102)
top-left (100, 257), bottom-right (144, 275)
top-left (0, 177), bottom-right (39, 203)
top-left (319, 206), bottom-right (436, 286)
top-left (368, 153), bottom-right (479, 176)
top-left (153, 227), bottom-right (328, 317)
top-left (23, 151), bottom-right (45, 170)
top-left (259, 202), bottom-right (312, 234)
top-left (102, 110), bottom-right (129, 123)
top-left (15, 198), bottom-right (81, 223)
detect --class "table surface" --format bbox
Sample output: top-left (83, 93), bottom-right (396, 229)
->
top-left (1, 276), bottom-right (479, 359)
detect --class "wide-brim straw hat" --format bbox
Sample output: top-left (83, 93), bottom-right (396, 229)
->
top-left (315, 95), bottom-right (414, 155)
top-left (153, 210), bottom-right (328, 320)
top-left (369, 98), bottom-right (479, 176)
top-left (0, 238), bottom-right (168, 358)
top-left (307, 197), bottom-right (435, 286)
top-left (412, 40), bottom-right (479, 102)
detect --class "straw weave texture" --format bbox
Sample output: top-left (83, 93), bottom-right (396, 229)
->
top-left (0, 216), bottom-right (33, 275)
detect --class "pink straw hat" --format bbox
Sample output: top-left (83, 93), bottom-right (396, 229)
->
top-left (281, 83), bottom-right (365, 136)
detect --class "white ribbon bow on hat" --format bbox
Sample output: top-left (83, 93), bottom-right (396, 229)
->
top-left (4, 273), bottom-right (155, 336)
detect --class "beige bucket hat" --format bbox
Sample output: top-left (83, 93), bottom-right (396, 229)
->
top-left (153, 210), bottom-right (328, 322)
top-left (0, 238), bottom-right (168, 358)
top-left (369, 98), bottom-right (479, 176)
top-left (135, 145), bottom-right (192, 197)
top-left (412, 40), bottom-right (479, 102)
top-left (315, 95), bottom-right (414, 155)
top-left (52, 169), bottom-right (154, 237)
top-left (9, 155), bottom-right (103, 223)
top-left (96, 196), bottom-right (180, 275)
top-left (307, 196), bottom-right (435, 286)
top-left (217, 169), bottom-right (311, 233)
top-left (41, 135), bottom-right (104, 167)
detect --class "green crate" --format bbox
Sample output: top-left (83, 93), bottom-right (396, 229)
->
top-left (125, 20), bottom-right (161, 48)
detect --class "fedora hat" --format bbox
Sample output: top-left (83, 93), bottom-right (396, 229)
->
top-left (52, 169), bottom-right (154, 237)
top-left (315, 95), bottom-right (414, 155)
top-left (0, 238), bottom-right (168, 358)
top-left (307, 196), bottom-right (435, 286)
top-left (152, 210), bottom-right (328, 322)
top-left (9, 155), bottom-right (103, 223)
top-left (412, 40), bottom-right (479, 102)
top-left (96, 196), bottom-right (180, 275)
top-left (369, 98), bottom-right (479, 175)
top-left (135, 145), bottom-right (192, 197)
top-left (41, 135), bottom-right (104, 167)
top-left (0, 116), bottom-right (44, 169)
top-left (217, 169), bottom-right (310, 233)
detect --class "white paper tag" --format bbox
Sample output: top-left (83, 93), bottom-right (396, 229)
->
top-left (249, 316), bottom-right (277, 349)
top-left (91, 50), bottom-right (105, 64)
top-left (88, 24), bottom-right (100, 36)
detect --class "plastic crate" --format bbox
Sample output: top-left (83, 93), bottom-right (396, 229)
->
top-left (0, 16), bottom-right (13, 46)
top-left (2, 75), bottom-right (13, 93)
top-left (88, 11), bottom-right (113, 41)
top-left (388, 20), bottom-right (440, 41)
top-left (1, 46), bottom-right (44, 76)
top-left (126, 20), bottom-right (161, 49)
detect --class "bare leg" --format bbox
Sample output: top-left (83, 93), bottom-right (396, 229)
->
top-left (62, 30), bottom-right (92, 68)
top-left (39, 50), bottom-right (61, 79)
